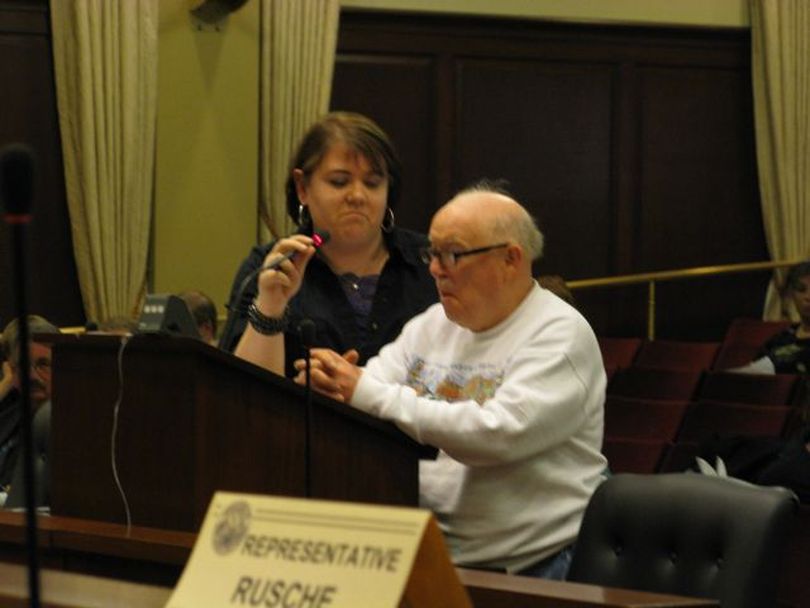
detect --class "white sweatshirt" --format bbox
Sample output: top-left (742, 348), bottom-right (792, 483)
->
top-left (351, 283), bottom-right (607, 571)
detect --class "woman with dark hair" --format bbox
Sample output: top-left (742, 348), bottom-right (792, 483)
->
top-left (221, 112), bottom-right (437, 376)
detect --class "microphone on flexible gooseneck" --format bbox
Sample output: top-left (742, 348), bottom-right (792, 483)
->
top-left (0, 143), bottom-right (41, 608)
top-left (298, 319), bottom-right (317, 496)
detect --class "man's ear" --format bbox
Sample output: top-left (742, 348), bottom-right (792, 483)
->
top-left (505, 243), bottom-right (524, 267)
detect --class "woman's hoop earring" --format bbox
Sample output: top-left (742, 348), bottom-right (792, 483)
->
top-left (297, 204), bottom-right (311, 227)
top-left (381, 207), bottom-right (395, 233)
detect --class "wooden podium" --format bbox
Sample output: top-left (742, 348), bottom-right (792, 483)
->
top-left (47, 333), bottom-right (428, 532)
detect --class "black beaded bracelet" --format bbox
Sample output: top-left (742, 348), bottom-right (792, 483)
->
top-left (247, 302), bottom-right (289, 335)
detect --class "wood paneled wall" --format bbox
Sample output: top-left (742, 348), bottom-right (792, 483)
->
top-left (332, 12), bottom-right (770, 339)
top-left (0, 1), bottom-right (84, 328)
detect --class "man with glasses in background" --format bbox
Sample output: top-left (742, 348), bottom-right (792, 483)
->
top-left (290, 181), bottom-right (607, 580)
top-left (0, 315), bottom-right (59, 504)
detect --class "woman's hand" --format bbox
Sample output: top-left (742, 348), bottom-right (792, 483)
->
top-left (254, 234), bottom-right (318, 317)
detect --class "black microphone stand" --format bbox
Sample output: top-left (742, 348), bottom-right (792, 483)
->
top-left (298, 319), bottom-right (316, 497)
top-left (2, 145), bottom-right (41, 608)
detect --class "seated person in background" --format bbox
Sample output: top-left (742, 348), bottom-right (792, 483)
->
top-left (0, 340), bottom-right (13, 406)
top-left (0, 316), bottom-right (59, 504)
top-left (736, 261), bottom-right (810, 374)
top-left (226, 112), bottom-right (437, 376)
top-left (178, 290), bottom-right (218, 345)
top-left (537, 274), bottom-right (575, 307)
top-left (698, 420), bottom-right (810, 504)
top-left (283, 182), bottom-right (607, 579)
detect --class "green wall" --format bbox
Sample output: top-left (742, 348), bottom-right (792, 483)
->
top-left (155, 0), bottom-right (259, 316)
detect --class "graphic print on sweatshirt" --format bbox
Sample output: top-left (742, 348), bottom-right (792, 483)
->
top-left (405, 356), bottom-right (504, 405)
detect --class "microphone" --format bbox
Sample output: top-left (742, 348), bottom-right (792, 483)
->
top-left (0, 144), bottom-right (36, 222)
top-left (258, 230), bottom-right (331, 273)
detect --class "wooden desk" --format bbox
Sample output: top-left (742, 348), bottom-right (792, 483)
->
top-left (0, 511), bottom-right (716, 607)
top-left (0, 561), bottom-right (172, 608)
top-left (458, 570), bottom-right (715, 607)
top-left (49, 334), bottom-right (428, 531)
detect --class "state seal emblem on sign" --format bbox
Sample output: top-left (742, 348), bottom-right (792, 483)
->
top-left (212, 500), bottom-right (251, 556)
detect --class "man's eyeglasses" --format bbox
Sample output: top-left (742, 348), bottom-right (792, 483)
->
top-left (419, 243), bottom-right (509, 268)
top-left (30, 358), bottom-right (51, 375)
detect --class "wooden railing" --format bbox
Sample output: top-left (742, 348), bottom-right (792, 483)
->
top-left (567, 259), bottom-right (802, 340)
top-left (60, 260), bottom-right (802, 341)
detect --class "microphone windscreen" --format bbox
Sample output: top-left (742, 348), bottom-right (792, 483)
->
top-left (312, 230), bottom-right (330, 248)
top-left (0, 143), bottom-right (35, 216)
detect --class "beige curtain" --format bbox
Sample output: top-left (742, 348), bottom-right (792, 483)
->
top-left (259, 0), bottom-right (339, 240)
top-left (51, 1), bottom-right (158, 322)
top-left (750, 0), bottom-right (810, 319)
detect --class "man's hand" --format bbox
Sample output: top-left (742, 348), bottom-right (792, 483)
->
top-left (294, 348), bottom-right (361, 402)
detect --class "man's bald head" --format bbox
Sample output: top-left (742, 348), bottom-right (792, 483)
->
top-left (439, 183), bottom-right (544, 263)
top-left (427, 182), bottom-right (543, 331)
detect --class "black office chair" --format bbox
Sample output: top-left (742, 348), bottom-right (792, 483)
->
top-left (567, 473), bottom-right (797, 608)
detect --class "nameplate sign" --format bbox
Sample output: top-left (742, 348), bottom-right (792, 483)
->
top-left (166, 492), bottom-right (438, 608)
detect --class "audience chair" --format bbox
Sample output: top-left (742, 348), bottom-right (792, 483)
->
top-left (607, 367), bottom-right (703, 401)
top-left (714, 318), bottom-right (791, 370)
top-left (604, 396), bottom-right (689, 442)
top-left (697, 370), bottom-right (800, 406)
top-left (713, 343), bottom-right (768, 370)
top-left (634, 340), bottom-right (720, 371)
top-left (657, 441), bottom-right (700, 473)
top-left (602, 438), bottom-right (668, 474)
top-left (568, 473), bottom-right (798, 608)
top-left (675, 401), bottom-right (793, 444)
top-left (597, 337), bottom-right (642, 369)
top-left (722, 317), bottom-right (791, 346)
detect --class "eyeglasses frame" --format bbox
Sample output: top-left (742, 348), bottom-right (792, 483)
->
top-left (419, 242), bottom-right (509, 267)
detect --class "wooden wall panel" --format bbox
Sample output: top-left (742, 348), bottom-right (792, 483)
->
top-left (455, 59), bottom-right (614, 280)
top-left (332, 55), bottom-right (436, 232)
top-left (635, 65), bottom-right (767, 338)
top-left (638, 66), bottom-right (764, 269)
top-left (0, 1), bottom-right (84, 328)
top-left (334, 12), bottom-right (764, 339)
